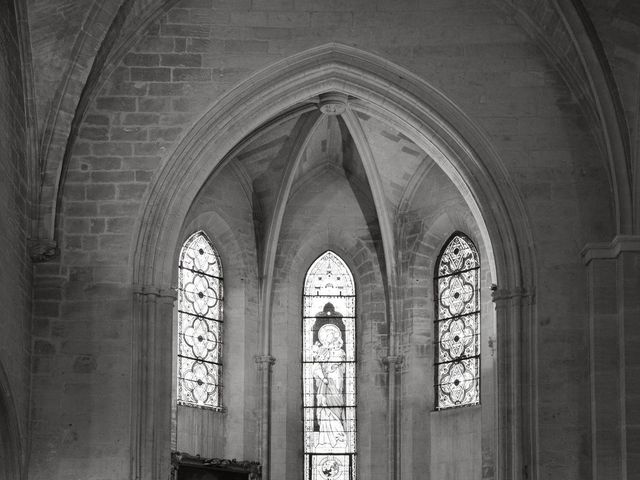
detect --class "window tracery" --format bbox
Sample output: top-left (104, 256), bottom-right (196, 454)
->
top-left (177, 231), bottom-right (223, 409)
top-left (434, 233), bottom-right (480, 409)
top-left (303, 251), bottom-right (356, 480)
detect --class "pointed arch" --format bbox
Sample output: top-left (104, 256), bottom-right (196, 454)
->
top-left (177, 231), bottom-right (223, 409)
top-left (130, 43), bottom-right (536, 479)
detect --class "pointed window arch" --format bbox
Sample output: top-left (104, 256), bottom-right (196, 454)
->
top-left (177, 231), bottom-right (223, 409)
top-left (434, 233), bottom-right (480, 409)
top-left (302, 251), bottom-right (356, 480)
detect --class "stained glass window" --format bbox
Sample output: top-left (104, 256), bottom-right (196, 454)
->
top-left (434, 233), bottom-right (480, 409)
top-left (303, 251), bottom-right (356, 480)
top-left (177, 231), bottom-right (223, 409)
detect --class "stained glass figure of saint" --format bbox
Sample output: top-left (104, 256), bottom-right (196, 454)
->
top-left (434, 233), bottom-right (480, 409)
top-left (303, 252), bottom-right (356, 480)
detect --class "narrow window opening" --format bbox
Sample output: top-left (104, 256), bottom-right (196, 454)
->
top-left (303, 251), bottom-right (356, 480)
top-left (434, 233), bottom-right (480, 410)
top-left (177, 231), bottom-right (223, 410)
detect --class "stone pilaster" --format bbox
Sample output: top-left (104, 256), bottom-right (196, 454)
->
top-left (131, 284), bottom-right (177, 480)
top-left (583, 235), bottom-right (640, 480)
top-left (492, 286), bottom-right (532, 480)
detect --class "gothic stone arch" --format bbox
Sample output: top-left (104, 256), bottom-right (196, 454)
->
top-left (129, 43), bottom-right (536, 480)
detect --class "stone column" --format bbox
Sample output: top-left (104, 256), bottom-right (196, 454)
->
top-left (382, 354), bottom-right (403, 480)
top-left (583, 235), bottom-right (640, 480)
top-left (492, 286), bottom-right (532, 480)
top-left (255, 355), bottom-right (276, 480)
top-left (131, 285), bottom-right (176, 480)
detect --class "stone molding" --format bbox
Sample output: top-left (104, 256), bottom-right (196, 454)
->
top-left (581, 235), bottom-right (640, 264)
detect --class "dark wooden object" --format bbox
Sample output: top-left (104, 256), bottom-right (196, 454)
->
top-left (171, 452), bottom-right (261, 480)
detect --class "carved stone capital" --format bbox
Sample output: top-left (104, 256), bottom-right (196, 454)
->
top-left (133, 283), bottom-right (177, 300)
top-left (381, 355), bottom-right (404, 371)
top-left (29, 238), bottom-right (58, 262)
top-left (491, 286), bottom-right (528, 303)
top-left (255, 355), bottom-right (276, 369)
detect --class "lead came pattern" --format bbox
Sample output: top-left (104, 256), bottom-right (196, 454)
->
top-left (303, 251), bottom-right (356, 480)
top-left (435, 234), bottom-right (480, 409)
top-left (177, 232), bottom-right (223, 409)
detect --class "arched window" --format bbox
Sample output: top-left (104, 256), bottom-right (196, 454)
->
top-left (302, 251), bottom-right (356, 480)
top-left (434, 233), bottom-right (480, 409)
top-left (177, 231), bottom-right (223, 409)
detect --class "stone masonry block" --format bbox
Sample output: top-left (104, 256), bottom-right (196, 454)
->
top-left (106, 217), bottom-right (135, 234)
top-left (134, 36), bottom-right (175, 53)
top-left (161, 23), bottom-right (211, 38)
top-left (33, 340), bottom-right (56, 355)
top-left (91, 171), bottom-right (135, 183)
top-left (224, 39), bottom-right (269, 54)
top-left (130, 67), bottom-right (171, 82)
top-left (172, 68), bottom-right (212, 82)
top-left (123, 53), bottom-right (160, 67)
top-left (173, 38), bottom-right (185, 53)
top-left (167, 8), bottom-right (190, 23)
top-left (160, 53), bottom-right (202, 67)
top-left (90, 219), bottom-right (105, 234)
top-left (124, 113), bottom-right (161, 125)
top-left (117, 184), bottom-right (147, 200)
top-left (187, 38), bottom-right (224, 53)
top-left (92, 142), bottom-right (133, 156)
top-left (87, 184), bottom-right (116, 201)
top-left (133, 142), bottom-right (171, 155)
top-left (149, 127), bottom-right (182, 141)
top-left (148, 83), bottom-right (190, 96)
top-left (99, 202), bottom-right (140, 217)
top-left (79, 157), bottom-right (122, 171)
top-left (84, 114), bottom-right (110, 125)
top-left (110, 126), bottom-right (148, 141)
top-left (65, 202), bottom-right (98, 217)
top-left (96, 97), bottom-right (137, 112)
top-left (138, 97), bottom-right (171, 112)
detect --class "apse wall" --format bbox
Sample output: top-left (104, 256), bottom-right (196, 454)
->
top-left (28, 1), bottom-right (616, 479)
top-left (0, 0), bottom-right (30, 477)
top-left (271, 167), bottom-right (388, 479)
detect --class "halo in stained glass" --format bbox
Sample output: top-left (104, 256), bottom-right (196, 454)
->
top-left (303, 251), bottom-right (356, 480)
top-left (177, 231), bottom-right (223, 409)
top-left (434, 233), bottom-right (480, 410)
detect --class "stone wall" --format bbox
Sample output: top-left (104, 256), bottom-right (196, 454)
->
top-left (26, 1), bottom-right (617, 479)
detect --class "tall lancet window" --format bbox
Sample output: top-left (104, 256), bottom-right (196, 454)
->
top-left (434, 233), bottom-right (480, 409)
top-left (177, 231), bottom-right (223, 409)
top-left (303, 251), bottom-right (356, 480)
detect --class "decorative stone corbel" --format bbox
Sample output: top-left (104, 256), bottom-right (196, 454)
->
top-left (29, 238), bottom-right (58, 262)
